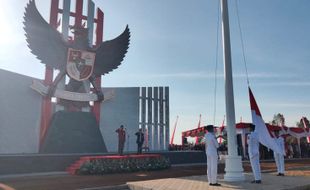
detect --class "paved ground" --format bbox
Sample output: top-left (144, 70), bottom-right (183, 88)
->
top-left (128, 172), bottom-right (310, 190)
top-left (0, 159), bottom-right (309, 190)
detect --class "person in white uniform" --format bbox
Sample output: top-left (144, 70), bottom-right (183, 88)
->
top-left (247, 124), bottom-right (262, 184)
top-left (204, 125), bottom-right (221, 186)
top-left (274, 130), bottom-right (285, 176)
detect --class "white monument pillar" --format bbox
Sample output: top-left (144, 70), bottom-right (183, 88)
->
top-left (221, 0), bottom-right (245, 181)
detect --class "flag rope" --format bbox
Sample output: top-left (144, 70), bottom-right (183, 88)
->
top-left (212, 0), bottom-right (221, 125)
top-left (235, 0), bottom-right (250, 86)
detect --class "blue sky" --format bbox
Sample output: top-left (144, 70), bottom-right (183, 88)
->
top-left (0, 0), bottom-right (309, 144)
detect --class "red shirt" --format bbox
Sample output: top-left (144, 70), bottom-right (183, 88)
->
top-left (116, 128), bottom-right (126, 142)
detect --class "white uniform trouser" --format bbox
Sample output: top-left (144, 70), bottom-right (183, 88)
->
top-left (250, 154), bottom-right (261, 180)
top-left (274, 153), bottom-right (285, 174)
top-left (207, 154), bottom-right (218, 184)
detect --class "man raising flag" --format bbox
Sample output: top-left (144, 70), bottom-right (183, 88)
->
top-left (248, 87), bottom-right (285, 155)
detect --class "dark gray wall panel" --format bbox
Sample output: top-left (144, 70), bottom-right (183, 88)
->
top-left (100, 87), bottom-right (139, 152)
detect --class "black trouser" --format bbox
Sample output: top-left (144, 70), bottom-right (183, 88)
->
top-left (118, 141), bottom-right (125, 155)
top-left (137, 143), bottom-right (143, 154)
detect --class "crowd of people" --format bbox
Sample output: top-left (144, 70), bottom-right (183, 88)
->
top-left (170, 135), bottom-right (310, 160)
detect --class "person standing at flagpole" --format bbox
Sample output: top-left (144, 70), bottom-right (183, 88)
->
top-left (247, 124), bottom-right (262, 184)
top-left (204, 125), bottom-right (221, 186)
top-left (274, 130), bottom-right (285, 176)
top-left (135, 128), bottom-right (144, 154)
top-left (248, 87), bottom-right (285, 183)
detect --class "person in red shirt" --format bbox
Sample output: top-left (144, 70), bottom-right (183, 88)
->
top-left (116, 125), bottom-right (126, 155)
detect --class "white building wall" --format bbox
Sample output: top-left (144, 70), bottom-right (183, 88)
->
top-left (0, 69), bottom-right (41, 154)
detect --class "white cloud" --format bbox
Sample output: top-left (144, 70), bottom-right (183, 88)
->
top-left (256, 82), bottom-right (310, 87)
top-left (128, 71), bottom-right (297, 80)
top-left (265, 103), bottom-right (310, 108)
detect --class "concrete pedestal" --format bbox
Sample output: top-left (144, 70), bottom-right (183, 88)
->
top-left (224, 155), bottom-right (245, 181)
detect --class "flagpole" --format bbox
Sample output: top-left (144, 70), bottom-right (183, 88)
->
top-left (220, 0), bottom-right (244, 181)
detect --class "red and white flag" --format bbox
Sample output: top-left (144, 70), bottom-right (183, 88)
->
top-left (195, 114), bottom-right (202, 144)
top-left (301, 117), bottom-right (310, 143)
top-left (218, 115), bottom-right (225, 144)
top-left (249, 87), bottom-right (285, 155)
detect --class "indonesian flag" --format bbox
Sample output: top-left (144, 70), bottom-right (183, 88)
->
top-left (249, 87), bottom-right (285, 155)
top-left (218, 116), bottom-right (225, 144)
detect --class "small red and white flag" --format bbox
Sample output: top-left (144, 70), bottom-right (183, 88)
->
top-left (249, 87), bottom-right (285, 155)
top-left (218, 115), bottom-right (225, 144)
top-left (301, 117), bottom-right (310, 143)
top-left (195, 114), bottom-right (201, 144)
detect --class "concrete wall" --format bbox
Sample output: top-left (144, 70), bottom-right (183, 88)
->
top-left (100, 87), bottom-right (140, 152)
top-left (0, 69), bottom-right (41, 154)
top-left (0, 69), bottom-right (165, 154)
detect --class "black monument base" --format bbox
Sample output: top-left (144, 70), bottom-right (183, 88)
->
top-left (40, 111), bottom-right (107, 153)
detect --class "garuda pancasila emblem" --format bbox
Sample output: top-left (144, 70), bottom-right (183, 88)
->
top-left (23, 0), bottom-right (130, 107)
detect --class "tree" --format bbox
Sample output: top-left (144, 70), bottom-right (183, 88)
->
top-left (271, 113), bottom-right (285, 126)
top-left (296, 117), bottom-right (310, 147)
top-left (296, 117), bottom-right (310, 128)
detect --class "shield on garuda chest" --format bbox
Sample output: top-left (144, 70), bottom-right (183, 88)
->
top-left (66, 48), bottom-right (96, 81)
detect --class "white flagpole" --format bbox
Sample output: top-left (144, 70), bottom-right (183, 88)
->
top-left (220, 0), bottom-right (245, 181)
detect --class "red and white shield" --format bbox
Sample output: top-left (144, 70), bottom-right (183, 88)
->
top-left (66, 48), bottom-right (95, 81)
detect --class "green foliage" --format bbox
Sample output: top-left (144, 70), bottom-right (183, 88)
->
top-left (271, 113), bottom-right (285, 126)
top-left (296, 117), bottom-right (310, 128)
top-left (76, 156), bottom-right (171, 175)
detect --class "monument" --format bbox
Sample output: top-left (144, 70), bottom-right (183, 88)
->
top-left (23, 0), bottom-right (130, 153)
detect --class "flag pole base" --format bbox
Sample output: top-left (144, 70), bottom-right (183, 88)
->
top-left (224, 155), bottom-right (245, 181)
